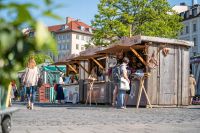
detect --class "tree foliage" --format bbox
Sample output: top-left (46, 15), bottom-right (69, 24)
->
top-left (0, 0), bottom-right (60, 88)
top-left (92, 0), bottom-right (183, 46)
top-left (24, 53), bottom-right (53, 67)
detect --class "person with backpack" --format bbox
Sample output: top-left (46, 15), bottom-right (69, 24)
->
top-left (117, 57), bottom-right (130, 109)
top-left (112, 64), bottom-right (121, 106)
top-left (111, 51), bottom-right (124, 107)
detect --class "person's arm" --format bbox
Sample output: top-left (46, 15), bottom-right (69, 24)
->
top-left (22, 68), bottom-right (28, 84)
top-left (122, 66), bottom-right (130, 83)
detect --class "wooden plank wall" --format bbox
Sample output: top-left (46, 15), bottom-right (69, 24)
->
top-left (181, 47), bottom-right (189, 105)
top-left (159, 45), bottom-right (176, 105)
top-left (177, 46), bottom-right (182, 106)
top-left (147, 44), bottom-right (190, 106)
top-left (146, 44), bottom-right (159, 105)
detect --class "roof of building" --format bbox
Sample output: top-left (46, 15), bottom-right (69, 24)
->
top-left (48, 19), bottom-right (93, 34)
top-left (179, 4), bottom-right (200, 21)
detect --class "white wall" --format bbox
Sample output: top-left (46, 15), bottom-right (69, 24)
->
top-left (179, 17), bottom-right (200, 57)
top-left (172, 5), bottom-right (189, 13)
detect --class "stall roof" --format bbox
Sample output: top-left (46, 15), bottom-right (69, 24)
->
top-left (114, 35), bottom-right (194, 47)
top-left (96, 35), bottom-right (194, 54)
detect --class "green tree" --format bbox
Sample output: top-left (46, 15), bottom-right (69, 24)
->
top-left (92, 0), bottom-right (183, 46)
top-left (24, 53), bottom-right (53, 66)
top-left (0, 0), bottom-right (60, 88)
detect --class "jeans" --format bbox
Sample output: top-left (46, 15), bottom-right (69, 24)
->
top-left (117, 90), bottom-right (126, 108)
top-left (26, 86), bottom-right (36, 103)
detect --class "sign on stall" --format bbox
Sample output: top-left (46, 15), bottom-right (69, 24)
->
top-left (63, 85), bottom-right (79, 104)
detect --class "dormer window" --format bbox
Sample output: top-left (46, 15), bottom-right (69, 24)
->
top-left (80, 26), bottom-right (85, 31)
top-left (61, 25), bottom-right (68, 30)
top-left (185, 11), bottom-right (189, 18)
top-left (192, 8), bottom-right (197, 16)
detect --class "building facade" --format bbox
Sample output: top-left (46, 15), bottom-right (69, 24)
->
top-left (175, 2), bottom-right (200, 57)
top-left (48, 17), bottom-right (93, 61)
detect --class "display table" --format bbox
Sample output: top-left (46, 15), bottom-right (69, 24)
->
top-left (62, 83), bottom-right (79, 104)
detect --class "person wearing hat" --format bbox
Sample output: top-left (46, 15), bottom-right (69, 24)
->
top-left (189, 74), bottom-right (196, 105)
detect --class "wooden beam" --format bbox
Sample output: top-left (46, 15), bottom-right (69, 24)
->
top-left (91, 57), bottom-right (104, 70)
top-left (130, 47), bottom-right (147, 66)
top-left (77, 62), bottom-right (89, 74)
top-left (67, 64), bottom-right (78, 74)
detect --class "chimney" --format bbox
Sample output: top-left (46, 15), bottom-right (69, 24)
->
top-left (66, 17), bottom-right (75, 24)
top-left (192, 0), bottom-right (198, 6)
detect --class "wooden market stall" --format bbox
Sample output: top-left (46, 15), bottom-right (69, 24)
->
top-left (97, 35), bottom-right (194, 107)
top-left (53, 54), bottom-right (81, 103)
top-left (73, 46), bottom-right (113, 105)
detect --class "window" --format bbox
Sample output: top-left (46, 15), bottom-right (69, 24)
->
top-left (81, 35), bottom-right (84, 40)
top-left (193, 24), bottom-right (197, 32)
top-left (80, 26), bottom-right (85, 31)
top-left (59, 44), bottom-right (62, 50)
top-left (192, 8), bottom-right (197, 16)
top-left (186, 26), bottom-right (189, 34)
top-left (81, 46), bottom-right (85, 50)
top-left (67, 44), bottom-right (70, 50)
top-left (64, 44), bottom-right (66, 50)
top-left (193, 38), bottom-right (197, 46)
top-left (185, 11), bottom-right (189, 18)
top-left (76, 34), bottom-right (79, 39)
top-left (76, 44), bottom-right (79, 50)
top-left (58, 35), bottom-right (62, 40)
top-left (66, 34), bottom-right (70, 39)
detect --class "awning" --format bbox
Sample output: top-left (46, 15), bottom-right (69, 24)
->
top-left (42, 65), bottom-right (66, 72)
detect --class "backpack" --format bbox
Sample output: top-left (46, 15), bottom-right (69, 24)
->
top-left (112, 65), bottom-right (121, 82)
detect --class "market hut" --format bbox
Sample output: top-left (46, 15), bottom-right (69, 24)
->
top-left (73, 46), bottom-right (113, 104)
top-left (98, 35), bottom-right (193, 107)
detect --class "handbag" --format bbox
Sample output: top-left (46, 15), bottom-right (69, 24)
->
top-left (120, 77), bottom-right (130, 90)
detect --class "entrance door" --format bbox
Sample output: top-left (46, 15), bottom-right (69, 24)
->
top-left (159, 45), bottom-right (176, 105)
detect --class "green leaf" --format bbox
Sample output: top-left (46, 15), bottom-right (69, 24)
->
top-left (42, 10), bottom-right (62, 20)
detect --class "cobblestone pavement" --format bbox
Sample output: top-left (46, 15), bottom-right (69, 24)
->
top-left (8, 103), bottom-right (200, 133)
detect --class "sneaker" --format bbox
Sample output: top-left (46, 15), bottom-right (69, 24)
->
top-left (120, 106), bottom-right (125, 109)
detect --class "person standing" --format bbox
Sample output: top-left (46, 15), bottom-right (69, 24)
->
top-left (111, 51), bottom-right (124, 107)
top-left (23, 57), bottom-right (39, 110)
top-left (56, 73), bottom-right (65, 104)
top-left (117, 57), bottom-right (130, 109)
top-left (189, 74), bottom-right (196, 105)
top-left (12, 80), bottom-right (18, 101)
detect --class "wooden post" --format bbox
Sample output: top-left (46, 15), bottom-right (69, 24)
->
top-left (130, 47), bottom-right (147, 66)
top-left (67, 64), bottom-right (78, 74)
top-left (91, 57), bottom-right (105, 70)
top-left (136, 73), bottom-right (152, 109)
top-left (136, 79), bottom-right (143, 109)
top-left (78, 62), bottom-right (89, 74)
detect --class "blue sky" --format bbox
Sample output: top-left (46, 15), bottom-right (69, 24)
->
top-left (2, 0), bottom-right (196, 26)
